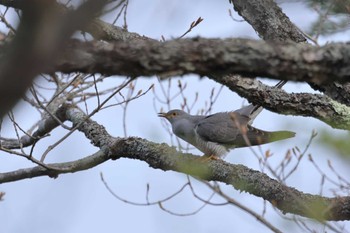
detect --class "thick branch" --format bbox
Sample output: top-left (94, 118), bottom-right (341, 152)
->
top-left (0, 0), bottom-right (148, 43)
top-left (0, 0), bottom-right (349, 222)
top-left (3, 0), bottom-right (350, 109)
top-left (0, 0), bottom-right (108, 117)
top-left (230, 0), bottom-right (305, 42)
top-left (0, 105), bottom-right (350, 221)
top-left (309, 82), bottom-right (350, 106)
top-left (51, 38), bottom-right (350, 84)
top-left (2, 133), bottom-right (350, 221)
top-left (3, 0), bottom-right (349, 116)
top-left (85, 19), bottom-right (155, 42)
top-left (229, 0), bottom-right (350, 105)
top-left (110, 137), bottom-right (350, 221)
top-left (212, 75), bottom-right (350, 130)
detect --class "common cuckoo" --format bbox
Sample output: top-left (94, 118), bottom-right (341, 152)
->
top-left (158, 106), bottom-right (295, 159)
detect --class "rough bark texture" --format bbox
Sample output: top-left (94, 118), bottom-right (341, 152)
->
top-left (230, 0), bottom-right (306, 42)
top-left (0, 0), bottom-right (349, 223)
top-left (0, 0), bottom-right (108, 118)
top-left (85, 19), bottom-right (155, 42)
top-left (228, 0), bottom-right (350, 107)
top-left (48, 38), bottom-right (350, 84)
top-left (213, 76), bottom-right (350, 130)
top-left (310, 82), bottom-right (350, 106)
top-left (1, 105), bottom-right (350, 221)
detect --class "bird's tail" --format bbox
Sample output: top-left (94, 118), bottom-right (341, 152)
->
top-left (264, 130), bottom-right (295, 143)
top-left (235, 127), bottom-right (295, 148)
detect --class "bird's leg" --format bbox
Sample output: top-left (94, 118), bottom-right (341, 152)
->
top-left (198, 154), bottom-right (220, 162)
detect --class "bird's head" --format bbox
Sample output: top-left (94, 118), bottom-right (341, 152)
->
top-left (158, 109), bottom-right (187, 123)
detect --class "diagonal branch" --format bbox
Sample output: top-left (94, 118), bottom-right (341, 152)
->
top-left (0, 105), bottom-right (68, 149)
top-left (0, 0), bottom-right (109, 117)
top-left (0, 0), bottom-right (147, 43)
top-left (228, 0), bottom-right (350, 106)
top-left (211, 75), bottom-right (350, 130)
top-left (111, 137), bottom-right (350, 221)
top-left (0, 105), bottom-right (349, 221)
top-left (229, 0), bottom-right (306, 42)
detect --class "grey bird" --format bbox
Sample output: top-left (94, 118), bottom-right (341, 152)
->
top-left (158, 107), bottom-right (295, 159)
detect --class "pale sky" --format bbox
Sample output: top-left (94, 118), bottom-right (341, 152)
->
top-left (1, 1), bottom-right (350, 233)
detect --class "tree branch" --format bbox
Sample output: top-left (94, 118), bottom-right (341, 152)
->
top-left (0, 105), bottom-right (350, 221)
top-left (110, 137), bottom-right (350, 221)
top-left (0, 0), bottom-right (109, 117)
top-left (0, 38), bottom-right (350, 136)
top-left (0, 0), bottom-right (349, 224)
top-left (0, 0), bottom-right (147, 43)
top-left (211, 75), bottom-right (350, 130)
top-left (309, 82), bottom-right (350, 106)
top-left (0, 105), bottom-right (68, 149)
top-left (229, 0), bottom-right (306, 42)
top-left (49, 38), bottom-right (350, 84)
top-left (2, 0), bottom-right (349, 124)
top-left (0, 149), bottom-right (110, 183)
top-left (228, 0), bottom-right (350, 105)
top-left (85, 19), bottom-right (155, 42)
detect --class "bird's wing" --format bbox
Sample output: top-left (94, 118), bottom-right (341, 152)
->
top-left (195, 112), bottom-right (250, 144)
top-left (196, 112), bottom-right (295, 148)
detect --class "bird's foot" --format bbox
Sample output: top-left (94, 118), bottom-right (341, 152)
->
top-left (198, 154), bottom-right (220, 162)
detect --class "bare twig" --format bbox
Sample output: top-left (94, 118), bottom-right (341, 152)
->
top-left (177, 17), bottom-right (204, 39)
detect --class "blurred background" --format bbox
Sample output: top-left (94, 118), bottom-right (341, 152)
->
top-left (1, 0), bottom-right (350, 232)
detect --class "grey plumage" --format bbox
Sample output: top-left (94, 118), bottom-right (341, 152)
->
top-left (158, 107), bottom-right (295, 158)
top-left (233, 80), bottom-right (287, 125)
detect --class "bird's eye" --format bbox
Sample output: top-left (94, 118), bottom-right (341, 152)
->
top-left (172, 112), bottom-right (177, 116)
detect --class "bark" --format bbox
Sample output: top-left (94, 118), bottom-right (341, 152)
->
top-left (1, 0), bottom-right (349, 127)
top-left (1, 105), bottom-right (350, 221)
top-left (309, 82), bottom-right (350, 106)
top-left (48, 38), bottom-right (350, 84)
top-left (1, 0), bottom-right (349, 105)
top-left (228, 0), bottom-right (350, 107)
top-left (230, 0), bottom-right (306, 42)
top-left (212, 75), bottom-right (350, 130)
top-left (0, 0), bottom-right (349, 223)
top-left (85, 19), bottom-right (155, 42)
top-left (0, 0), bottom-right (149, 43)
top-left (0, 0), bottom-right (109, 118)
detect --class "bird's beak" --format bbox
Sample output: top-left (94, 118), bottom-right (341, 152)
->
top-left (158, 112), bottom-right (167, 118)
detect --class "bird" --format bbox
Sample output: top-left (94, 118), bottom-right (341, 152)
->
top-left (158, 107), bottom-right (295, 160)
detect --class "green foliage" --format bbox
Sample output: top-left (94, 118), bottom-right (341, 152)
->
top-left (319, 130), bottom-right (350, 158)
top-left (305, 0), bottom-right (350, 36)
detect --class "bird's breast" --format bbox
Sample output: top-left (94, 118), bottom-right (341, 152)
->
top-left (172, 119), bottom-right (197, 144)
